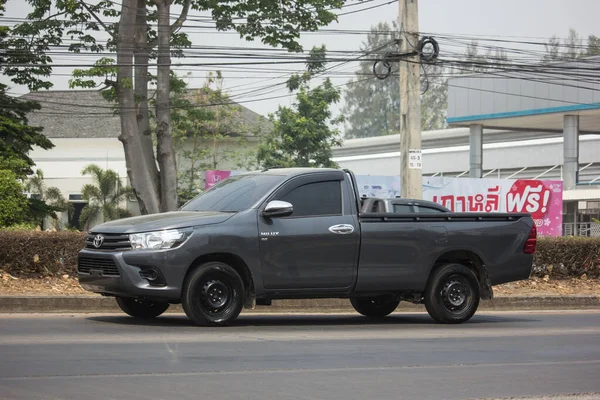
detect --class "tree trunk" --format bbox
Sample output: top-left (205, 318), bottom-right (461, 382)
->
top-left (155, 0), bottom-right (178, 211)
top-left (134, 0), bottom-right (161, 214)
top-left (116, 0), bottom-right (161, 214)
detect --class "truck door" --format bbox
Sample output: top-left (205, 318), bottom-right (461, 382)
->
top-left (258, 173), bottom-right (359, 290)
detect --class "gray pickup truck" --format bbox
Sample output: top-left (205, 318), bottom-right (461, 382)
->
top-left (78, 168), bottom-right (536, 326)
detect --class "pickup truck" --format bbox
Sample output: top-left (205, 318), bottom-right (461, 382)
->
top-left (78, 168), bottom-right (536, 326)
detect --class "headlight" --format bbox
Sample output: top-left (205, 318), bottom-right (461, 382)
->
top-left (129, 228), bottom-right (192, 250)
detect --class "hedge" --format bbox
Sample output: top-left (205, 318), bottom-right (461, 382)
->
top-left (0, 230), bottom-right (599, 279)
top-left (0, 230), bottom-right (86, 276)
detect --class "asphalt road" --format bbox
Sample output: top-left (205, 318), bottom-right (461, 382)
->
top-left (1, 311), bottom-right (600, 400)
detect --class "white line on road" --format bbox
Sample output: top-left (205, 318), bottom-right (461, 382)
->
top-left (2, 359), bottom-right (600, 381)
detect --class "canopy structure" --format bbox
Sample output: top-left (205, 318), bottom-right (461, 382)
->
top-left (446, 56), bottom-right (600, 190)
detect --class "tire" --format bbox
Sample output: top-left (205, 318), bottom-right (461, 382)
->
top-left (181, 262), bottom-right (245, 326)
top-left (424, 263), bottom-right (480, 324)
top-left (115, 297), bottom-right (170, 319)
top-left (350, 297), bottom-right (400, 318)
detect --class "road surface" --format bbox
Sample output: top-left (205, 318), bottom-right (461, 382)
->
top-left (1, 311), bottom-right (600, 400)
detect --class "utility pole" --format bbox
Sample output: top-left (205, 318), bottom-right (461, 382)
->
top-left (398, 0), bottom-right (422, 199)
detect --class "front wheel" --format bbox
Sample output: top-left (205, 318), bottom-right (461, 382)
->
top-left (424, 263), bottom-right (480, 324)
top-left (181, 262), bottom-right (245, 326)
top-left (350, 297), bottom-right (400, 318)
top-left (115, 297), bottom-right (170, 319)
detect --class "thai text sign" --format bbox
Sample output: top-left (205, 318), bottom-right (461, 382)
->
top-left (423, 177), bottom-right (564, 236)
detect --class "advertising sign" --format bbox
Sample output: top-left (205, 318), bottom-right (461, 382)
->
top-left (204, 170), bottom-right (244, 189)
top-left (422, 177), bottom-right (564, 236)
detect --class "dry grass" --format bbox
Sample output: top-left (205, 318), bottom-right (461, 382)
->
top-left (1, 271), bottom-right (598, 297)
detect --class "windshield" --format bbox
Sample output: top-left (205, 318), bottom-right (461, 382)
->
top-left (180, 174), bottom-right (285, 213)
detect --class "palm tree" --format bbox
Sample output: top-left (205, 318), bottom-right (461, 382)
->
top-left (25, 169), bottom-right (71, 229)
top-left (80, 164), bottom-right (134, 230)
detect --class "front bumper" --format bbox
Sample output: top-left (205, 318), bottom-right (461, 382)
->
top-left (77, 248), bottom-right (186, 302)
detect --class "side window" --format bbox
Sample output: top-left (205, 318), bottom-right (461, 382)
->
top-left (279, 181), bottom-right (342, 217)
top-left (416, 206), bottom-right (443, 213)
top-left (392, 204), bottom-right (414, 214)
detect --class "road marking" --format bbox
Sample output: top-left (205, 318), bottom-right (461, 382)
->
top-left (1, 327), bottom-right (599, 345)
top-left (2, 359), bottom-right (600, 381)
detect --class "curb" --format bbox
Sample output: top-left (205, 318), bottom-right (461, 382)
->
top-left (1, 295), bottom-right (599, 314)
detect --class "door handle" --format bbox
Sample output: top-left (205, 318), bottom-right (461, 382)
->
top-left (328, 224), bottom-right (355, 235)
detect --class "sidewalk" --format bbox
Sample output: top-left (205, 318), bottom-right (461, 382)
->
top-left (1, 295), bottom-right (599, 313)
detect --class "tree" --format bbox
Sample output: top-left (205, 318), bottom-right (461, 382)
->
top-left (0, 84), bottom-right (54, 178)
top-left (170, 72), bottom-right (255, 204)
top-left (0, 4), bottom-right (53, 179)
top-left (462, 40), bottom-right (509, 73)
top-left (257, 45), bottom-right (342, 169)
top-left (10, 0), bottom-right (347, 215)
top-left (587, 35), bottom-right (600, 56)
top-left (542, 29), bottom-right (594, 61)
top-left (79, 164), bottom-right (133, 230)
top-left (0, 169), bottom-right (29, 228)
top-left (25, 169), bottom-right (72, 229)
top-left (342, 22), bottom-right (449, 139)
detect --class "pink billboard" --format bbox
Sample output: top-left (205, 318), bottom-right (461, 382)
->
top-left (422, 177), bottom-right (564, 236)
top-left (204, 170), bottom-right (245, 189)
top-left (204, 170), bottom-right (232, 189)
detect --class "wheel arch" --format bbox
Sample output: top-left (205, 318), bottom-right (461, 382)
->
top-left (428, 249), bottom-right (493, 300)
top-left (185, 253), bottom-right (256, 308)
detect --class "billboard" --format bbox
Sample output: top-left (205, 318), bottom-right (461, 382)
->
top-left (422, 177), bottom-right (564, 237)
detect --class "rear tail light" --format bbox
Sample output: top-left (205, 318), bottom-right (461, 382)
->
top-left (523, 223), bottom-right (537, 254)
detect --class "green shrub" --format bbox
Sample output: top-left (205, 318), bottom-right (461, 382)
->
top-left (532, 237), bottom-right (600, 279)
top-left (0, 230), bottom-right (86, 276)
top-left (0, 170), bottom-right (29, 227)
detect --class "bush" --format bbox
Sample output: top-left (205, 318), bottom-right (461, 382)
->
top-left (533, 237), bottom-right (600, 279)
top-left (0, 170), bottom-right (29, 227)
top-left (0, 229), bottom-right (86, 276)
top-left (0, 230), bottom-right (598, 279)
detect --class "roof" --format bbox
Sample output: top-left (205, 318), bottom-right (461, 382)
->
top-left (20, 90), bottom-right (271, 139)
top-left (333, 127), bottom-right (564, 159)
top-left (446, 56), bottom-right (600, 133)
top-left (563, 188), bottom-right (600, 201)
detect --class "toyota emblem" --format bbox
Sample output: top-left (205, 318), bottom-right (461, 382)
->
top-left (93, 234), bottom-right (104, 248)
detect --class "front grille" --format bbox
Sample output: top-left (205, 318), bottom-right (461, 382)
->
top-left (85, 232), bottom-right (131, 251)
top-left (78, 256), bottom-right (120, 276)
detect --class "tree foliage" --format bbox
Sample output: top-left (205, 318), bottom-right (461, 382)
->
top-left (543, 29), bottom-right (600, 61)
top-left (342, 22), bottom-right (448, 139)
top-left (462, 40), bottom-right (509, 73)
top-left (257, 45), bottom-right (342, 169)
top-left (0, 169), bottom-right (30, 228)
top-left (25, 169), bottom-right (72, 229)
top-left (170, 71), bottom-right (255, 204)
top-left (0, 4), bottom-right (53, 179)
top-left (79, 164), bottom-right (133, 230)
top-left (9, 0), bottom-right (348, 214)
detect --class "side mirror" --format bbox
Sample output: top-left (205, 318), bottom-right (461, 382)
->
top-left (262, 200), bottom-right (294, 218)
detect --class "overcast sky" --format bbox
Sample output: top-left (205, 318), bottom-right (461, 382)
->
top-left (2, 0), bottom-right (599, 123)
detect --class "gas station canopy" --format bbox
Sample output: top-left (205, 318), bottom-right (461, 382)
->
top-left (446, 56), bottom-right (600, 134)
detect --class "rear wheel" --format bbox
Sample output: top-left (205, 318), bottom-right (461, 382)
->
top-left (115, 297), bottom-right (170, 319)
top-left (350, 297), bottom-right (400, 318)
top-left (182, 262), bottom-right (245, 326)
top-left (424, 263), bottom-right (480, 324)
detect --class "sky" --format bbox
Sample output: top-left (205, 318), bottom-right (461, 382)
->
top-left (2, 0), bottom-right (600, 125)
